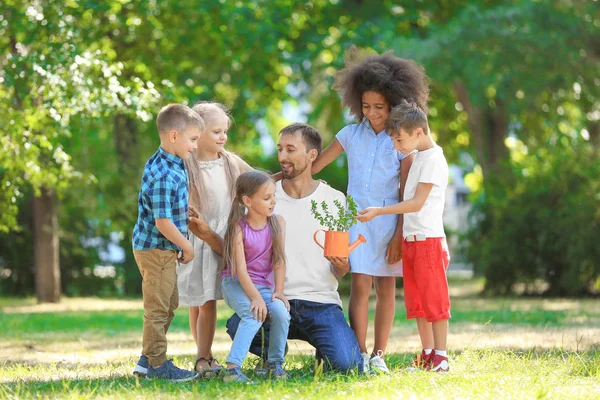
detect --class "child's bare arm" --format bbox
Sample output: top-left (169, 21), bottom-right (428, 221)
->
top-left (272, 216), bottom-right (286, 293)
top-left (356, 182), bottom-right (434, 222)
top-left (386, 153), bottom-right (416, 263)
top-left (189, 213), bottom-right (224, 256)
top-left (311, 138), bottom-right (344, 175)
top-left (271, 215), bottom-right (290, 310)
top-left (155, 218), bottom-right (193, 263)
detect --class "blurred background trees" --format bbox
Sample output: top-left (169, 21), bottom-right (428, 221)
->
top-left (1, 0), bottom-right (598, 300)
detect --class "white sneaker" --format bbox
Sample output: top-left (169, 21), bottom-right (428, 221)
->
top-left (360, 352), bottom-right (371, 374)
top-left (370, 350), bottom-right (390, 374)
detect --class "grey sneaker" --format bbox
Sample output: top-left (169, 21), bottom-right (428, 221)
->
top-left (133, 355), bottom-right (149, 377)
top-left (222, 366), bottom-right (251, 383)
top-left (146, 359), bottom-right (199, 382)
top-left (267, 362), bottom-right (288, 380)
top-left (370, 350), bottom-right (390, 374)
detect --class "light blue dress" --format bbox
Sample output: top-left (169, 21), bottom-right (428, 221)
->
top-left (336, 120), bottom-right (407, 276)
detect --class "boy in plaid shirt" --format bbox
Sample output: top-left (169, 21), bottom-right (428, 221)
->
top-left (132, 104), bottom-right (203, 382)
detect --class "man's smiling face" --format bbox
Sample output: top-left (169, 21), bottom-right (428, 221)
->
top-left (277, 131), bottom-right (311, 180)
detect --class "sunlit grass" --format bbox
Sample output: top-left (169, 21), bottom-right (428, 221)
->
top-left (1, 278), bottom-right (599, 399)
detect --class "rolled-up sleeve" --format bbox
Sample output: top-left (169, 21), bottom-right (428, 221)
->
top-left (148, 177), bottom-right (176, 220)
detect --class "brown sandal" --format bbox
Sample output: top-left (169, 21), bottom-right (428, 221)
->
top-left (195, 357), bottom-right (223, 377)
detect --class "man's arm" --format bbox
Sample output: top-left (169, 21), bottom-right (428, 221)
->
top-left (327, 256), bottom-right (350, 279)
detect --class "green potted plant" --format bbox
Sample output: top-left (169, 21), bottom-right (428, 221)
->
top-left (311, 195), bottom-right (366, 257)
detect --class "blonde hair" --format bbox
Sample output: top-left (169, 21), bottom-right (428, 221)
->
top-left (223, 171), bottom-right (285, 275)
top-left (185, 101), bottom-right (238, 214)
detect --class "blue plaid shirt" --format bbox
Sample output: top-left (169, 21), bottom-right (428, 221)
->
top-left (132, 147), bottom-right (189, 251)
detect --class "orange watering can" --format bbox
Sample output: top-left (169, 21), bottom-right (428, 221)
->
top-left (313, 230), bottom-right (367, 258)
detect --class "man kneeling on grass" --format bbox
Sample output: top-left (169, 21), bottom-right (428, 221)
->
top-left (194, 124), bottom-right (366, 374)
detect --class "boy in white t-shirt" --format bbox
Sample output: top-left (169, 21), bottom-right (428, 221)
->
top-left (356, 100), bottom-right (451, 372)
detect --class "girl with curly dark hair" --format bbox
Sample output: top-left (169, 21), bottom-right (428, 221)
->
top-left (311, 47), bottom-right (429, 374)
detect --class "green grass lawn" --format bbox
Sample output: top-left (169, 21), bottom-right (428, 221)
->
top-left (1, 278), bottom-right (599, 399)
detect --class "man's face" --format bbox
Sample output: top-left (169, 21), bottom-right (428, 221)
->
top-left (277, 131), bottom-right (312, 180)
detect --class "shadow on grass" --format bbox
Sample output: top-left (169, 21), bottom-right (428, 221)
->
top-left (4, 302), bottom-right (596, 340)
top-left (0, 310), bottom-right (235, 338)
top-left (0, 353), bottom-right (373, 386)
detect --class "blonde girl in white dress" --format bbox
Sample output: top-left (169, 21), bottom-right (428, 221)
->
top-left (178, 102), bottom-right (252, 376)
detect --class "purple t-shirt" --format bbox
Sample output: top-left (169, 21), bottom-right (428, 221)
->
top-left (222, 218), bottom-right (274, 288)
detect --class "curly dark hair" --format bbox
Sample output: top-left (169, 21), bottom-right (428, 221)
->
top-left (333, 47), bottom-right (429, 120)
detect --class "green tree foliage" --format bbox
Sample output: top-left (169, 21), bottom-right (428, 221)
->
top-left (466, 135), bottom-right (600, 296)
top-left (0, 2), bottom-right (160, 231)
top-left (389, 0), bottom-right (599, 178)
top-left (0, 0), bottom-right (598, 297)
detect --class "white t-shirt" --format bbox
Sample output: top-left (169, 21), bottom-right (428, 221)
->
top-left (275, 181), bottom-right (345, 307)
top-left (403, 145), bottom-right (449, 238)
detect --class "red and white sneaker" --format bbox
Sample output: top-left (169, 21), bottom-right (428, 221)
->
top-left (407, 350), bottom-right (433, 371)
top-left (430, 352), bottom-right (449, 372)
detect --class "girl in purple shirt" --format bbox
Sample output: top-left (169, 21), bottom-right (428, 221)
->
top-left (220, 171), bottom-right (290, 383)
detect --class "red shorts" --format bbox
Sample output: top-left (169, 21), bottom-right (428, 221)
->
top-left (402, 237), bottom-right (451, 322)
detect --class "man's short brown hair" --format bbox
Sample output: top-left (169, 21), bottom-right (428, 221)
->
top-left (385, 100), bottom-right (429, 136)
top-left (156, 104), bottom-right (204, 135)
top-left (279, 123), bottom-right (323, 155)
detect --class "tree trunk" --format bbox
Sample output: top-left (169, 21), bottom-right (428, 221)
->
top-left (453, 82), bottom-right (509, 180)
top-left (113, 114), bottom-right (143, 295)
top-left (33, 187), bottom-right (61, 303)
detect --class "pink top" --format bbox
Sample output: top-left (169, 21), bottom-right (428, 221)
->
top-left (222, 218), bottom-right (274, 288)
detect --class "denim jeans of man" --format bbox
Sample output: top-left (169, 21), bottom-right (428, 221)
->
top-left (222, 276), bottom-right (290, 367)
top-left (226, 299), bottom-right (363, 372)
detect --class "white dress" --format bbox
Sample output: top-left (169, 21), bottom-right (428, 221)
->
top-left (177, 157), bottom-right (231, 306)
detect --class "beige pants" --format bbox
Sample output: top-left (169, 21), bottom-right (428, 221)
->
top-left (133, 248), bottom-right (179, 367)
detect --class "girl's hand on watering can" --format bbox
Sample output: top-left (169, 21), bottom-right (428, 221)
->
top-left (356, 207), bottom-right (380, 223)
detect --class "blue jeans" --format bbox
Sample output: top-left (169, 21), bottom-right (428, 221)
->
top-left (221, 276), bottom-right (290, 367)
top-left (226, 299), bottom-right (363, 372)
